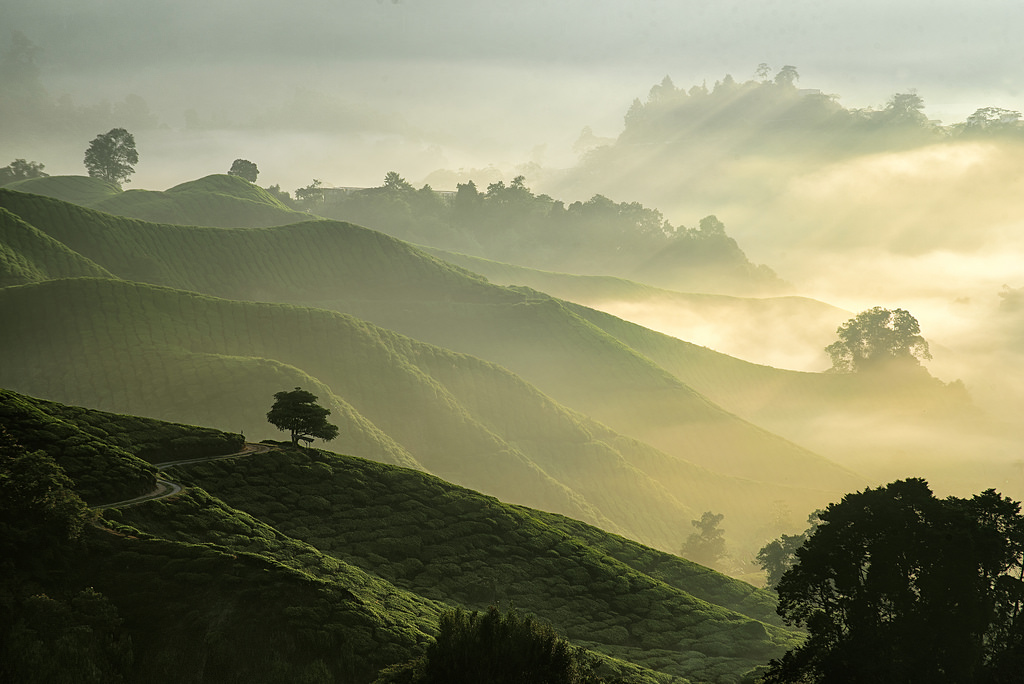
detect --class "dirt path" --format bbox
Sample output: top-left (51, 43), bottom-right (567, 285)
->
top-left (92, 442), bottom-right (275, 509)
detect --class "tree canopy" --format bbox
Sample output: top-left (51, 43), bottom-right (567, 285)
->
top-left (0, 158), bottom-right (48, 186)
top-left (227, 158), bottom-right (259, 182)
top-left (764, 479), bottom-right (1024, 683)
top-left (83, 128), bottom-right (138, 187)
top-left (825, 306), bottom-right (932, 373)
top-left (266, 387), bottom-right (338, 447)
top-left (374, 606), bottom-right (600, 684)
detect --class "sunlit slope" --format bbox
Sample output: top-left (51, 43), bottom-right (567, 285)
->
top-left (424, 246), bottom-right (849, 369)
top-left (0, 207), bottom-right (114, 286)
top-left (4, 174), bottom-right (122, 205)
top-left (0, 277), bottom-right (804, 553)
top-left (90, 174), bottom-right (310, 227)
top-left (2, 174), bottom-right (308, 228)
top-left (0, 189), bottom-right (860, 501)
top-left (564, 302), bottom-right (1016, 495)
top-left (147, 446), bottom-right (801, 683)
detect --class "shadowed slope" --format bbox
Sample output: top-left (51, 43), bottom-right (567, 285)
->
top-left (4, 391), bottom-right (802, 683)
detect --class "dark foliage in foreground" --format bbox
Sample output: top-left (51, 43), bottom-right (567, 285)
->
top-left (763, 478), bottom-right (1024, 683)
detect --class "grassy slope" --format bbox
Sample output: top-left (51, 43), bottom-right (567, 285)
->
top-left (4, 174), bottom-right (121, 205)
top-left (159, 445), bottom-right (801, 683)
top-left (6, 389), bottom-right (799, 683)
top-left (4, 174), bottom-right (308, 228)
top-left (90, 174), bottom-right (310, 228)
top-left (0, 388), bottom-right (244, 504)
top-left (0, 189), bottom-right (866, 551)
top-left (0, 189), bottom-right (859, 495)
top-left (0, 278), bottom-right (697, 552)
top-left (0, 206), bottom-right (114, 286)
top-left (421, 247), bottom-right (1003, 492)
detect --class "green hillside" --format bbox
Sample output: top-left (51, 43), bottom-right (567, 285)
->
top-left (0, 277), bottom-right (856, 558)
top-left (3, 174), bottom-right (308, 228)
top-left (0, 390), bottom-right (802, 683)
top-left (0, 189), bottom-right (858, 497)
top-left (418, 246), bottom-right (1011, 498)
top-left (0, 207), bottom-right (114, 286)
top-left (0, 189), bottom-right (867, 553)
top-left (90, 174), bottom-right (310, 227)
top-left (4, 174), bottom-right (122, 205)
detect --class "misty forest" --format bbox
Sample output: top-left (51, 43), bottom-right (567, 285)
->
top-left (2, 3), bottom-right (1024, 683)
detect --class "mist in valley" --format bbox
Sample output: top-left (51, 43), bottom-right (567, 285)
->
top-left (4, 0), bottom-right (1024, 575)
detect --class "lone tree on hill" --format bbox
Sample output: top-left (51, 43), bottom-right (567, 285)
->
top-left (83, 128), bottom-right (138, 187)
top-left (227, 158), bottom-right (259, 182)
top-left (266, 387), bottom-right (338, 447)
top-left (764, 479), bottom-right (1024, 683)
top-left (825, 306), bottom-right (931, 373)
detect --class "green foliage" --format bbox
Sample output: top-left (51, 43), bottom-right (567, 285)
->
top-left (755, 512), bottom-right (821, 590)
top-left (83, 128), bottom-right (138, 187)
top-left (0, 425), bottom-right (88, 573)
top-left (0, 389), bottom-right (157, 504)
top-left (825, 306), bottom-right (932, 373)
top-left (764, 479), bottom-right (1024, 683)
top-left (378, 606), bottom-right (600, 684)
top-left (228, 158), bottom-right (259, 183)
top-left (267, 387), bottom-right (339, 446)
top-left (305, 172), bottom-right (781, 295)
top-left (0, 588), bottom-right (134, 684)
top-left (0, 158), bottom-right (48, 186)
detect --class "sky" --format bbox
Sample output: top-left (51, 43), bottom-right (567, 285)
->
top-left (5, 0), bottom-right (1024, 192)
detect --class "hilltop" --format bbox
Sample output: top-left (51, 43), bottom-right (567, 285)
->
top-left (3, 173), bottom-right (309, 228)
top-left (1, 389), bottom-right (801, 683)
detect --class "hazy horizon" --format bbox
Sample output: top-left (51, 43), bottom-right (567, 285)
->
top-left (5, 0), bottom-right (1024, 193)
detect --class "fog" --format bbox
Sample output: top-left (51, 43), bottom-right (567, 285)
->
top-left (4, 1), bottom-right (1024, 540)
top-left (6, 0), bottom-right (1024, 190)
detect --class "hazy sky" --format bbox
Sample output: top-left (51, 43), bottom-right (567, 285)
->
top-left (6, 0), bottom-right (1024, 190)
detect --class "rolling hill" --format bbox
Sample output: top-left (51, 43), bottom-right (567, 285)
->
top-left (1, 389), bottom-right (802, 683)
top-left (3, 173), bottom-right (308, 228)
top-left (0, 276), bottom-right (847, 557)
top-left (0, 188), bottom-right (864, 497)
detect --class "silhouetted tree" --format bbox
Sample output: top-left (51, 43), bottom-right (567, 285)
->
top-left (774, 65), bottom-right (799, 87)
top-left (681, 511), bottom-right (728, 570)
top-left (294, 179), bottom-right (324, 210)
top-left (825, 306), bottom-right (931, 373)
top-left (227, 158), bottom-right (258, 182)
top-left (0, 158), bottom-right (48, 186)
top-left (374, 606), bottom-right (601, 683)
top-left (883, 92), bottom-right (928, 125)
top-left (756, 511), bottom-right (822, 590)
top-left (266, 387), bottom-right (338, 447)
top-left (83, 128), bottom-right (138, 187)
top-left (382, 170), bottom-right (414, 193)
top-left (764, 479), bottom-right (1024, 683)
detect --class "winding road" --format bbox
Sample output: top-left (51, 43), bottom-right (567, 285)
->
top-left (92, 442), bottom-right (276, 509)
